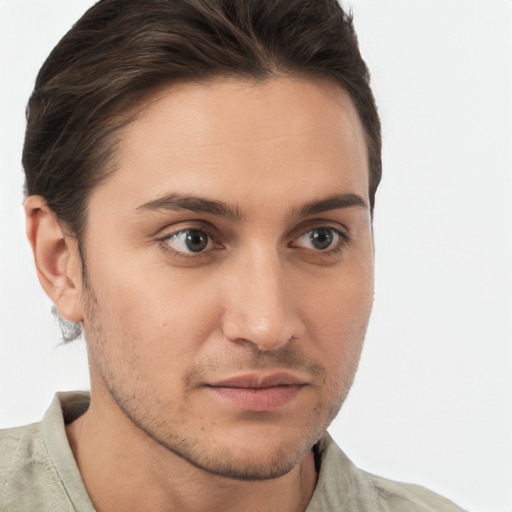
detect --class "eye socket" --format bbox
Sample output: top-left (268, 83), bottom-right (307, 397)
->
top-left (159, 225), bottom-right (347, 259)
top-left (163, 229), bottom-right (214, 254)
top-left (293, 227), bottom-right (344, 251)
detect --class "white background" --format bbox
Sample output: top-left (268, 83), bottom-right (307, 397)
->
top-left (0, 1), bottom-right (511, 511)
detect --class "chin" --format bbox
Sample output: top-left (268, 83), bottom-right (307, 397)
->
top-left (146, 411), bottom-right (332, 481)
top-left (165, 433), bottom-right (313, 481)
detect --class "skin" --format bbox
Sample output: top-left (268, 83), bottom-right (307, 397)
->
top-left (25, 77), bottom-right (374, 512)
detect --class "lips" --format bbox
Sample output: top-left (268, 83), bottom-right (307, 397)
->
top-left (210, 372), bottom-right (307, 389)
top-left (206, 372), bottom-right (307, 412)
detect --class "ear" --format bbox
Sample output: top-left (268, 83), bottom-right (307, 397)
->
top-left (24, 196), bottom-right (84, 323)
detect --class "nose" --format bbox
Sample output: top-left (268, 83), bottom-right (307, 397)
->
top-left (220, 248), bottom-right (305, 352)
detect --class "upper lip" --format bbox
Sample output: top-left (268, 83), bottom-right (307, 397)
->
top-left (208, 372), bottom-right (308, 389)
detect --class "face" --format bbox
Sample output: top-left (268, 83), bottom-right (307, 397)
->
top-left (79, 77), bottom-right (374, 480)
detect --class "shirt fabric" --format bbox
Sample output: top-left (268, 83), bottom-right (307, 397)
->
top-left (0, 392), bottom-right (466, 512)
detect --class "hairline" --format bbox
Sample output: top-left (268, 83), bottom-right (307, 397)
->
top-left (69, 71), bottom-right (374, 245)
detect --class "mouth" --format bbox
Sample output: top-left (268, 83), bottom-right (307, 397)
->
top-left (205, 372), bottom-right (308, 412)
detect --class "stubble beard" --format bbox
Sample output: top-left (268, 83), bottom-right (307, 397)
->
top-left (81, 277), bottom-right (359, 481)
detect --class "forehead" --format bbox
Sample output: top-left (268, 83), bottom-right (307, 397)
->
top-left (88, 77), bottom-right (369, 219)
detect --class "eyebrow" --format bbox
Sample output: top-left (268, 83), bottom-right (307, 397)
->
top-left (136, 193), bottom-right (245, 221)
top-left (136, 192), bottom-right (368, 221)
top-left (299, 193), bottom-right (368, 216)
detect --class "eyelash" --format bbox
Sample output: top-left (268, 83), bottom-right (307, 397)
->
top-left (157, 227), bottom-right (221, 260)
top-left (156, 225), bottom-right (351, 261)
top-left (291, 227), bottom-right (350, 252)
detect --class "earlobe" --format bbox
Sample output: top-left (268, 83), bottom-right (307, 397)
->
top-left (24, 196), bottom-right (84, 323)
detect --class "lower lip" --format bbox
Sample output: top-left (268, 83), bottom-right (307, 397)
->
top-left (207, 385), bottom-right (302, 412)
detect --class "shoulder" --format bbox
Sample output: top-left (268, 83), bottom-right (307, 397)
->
top-left (0, 412), bottom-right (77, 511)
top-left (1, 422), bottom-right (55, 506)
top-left (360, 469), bottom-right (467, 512)
top-left (0, 421), bottom-right (44, 478)
top-left (309, 433), bottom-right (467, 512)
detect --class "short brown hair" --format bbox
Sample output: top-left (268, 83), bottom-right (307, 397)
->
top-left (23, 0), bottom-right (381, 242)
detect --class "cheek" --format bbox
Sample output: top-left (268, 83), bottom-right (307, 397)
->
top-left (85, 251), bottom-right (224, 363)
top-left (301, 258), bottom-right (374, 370)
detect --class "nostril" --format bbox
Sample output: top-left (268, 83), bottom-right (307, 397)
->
top-left (219, 261), bottom-right (305, 350)
top-left (221, 310), bottom-right (303, 352)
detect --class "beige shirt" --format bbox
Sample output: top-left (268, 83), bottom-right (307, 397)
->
top-left (0, 392), bottom-right (466, 511)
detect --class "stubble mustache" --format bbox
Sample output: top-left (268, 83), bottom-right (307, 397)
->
top-left (183, 344), bottom-right (326, 392)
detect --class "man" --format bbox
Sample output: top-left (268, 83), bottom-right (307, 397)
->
top-left (0, 0), bottom-right (466, 510)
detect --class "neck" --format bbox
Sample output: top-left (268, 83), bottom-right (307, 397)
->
top-left (66, 389), bottom-right (318, 512)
